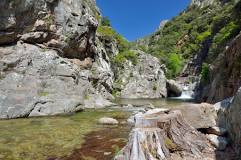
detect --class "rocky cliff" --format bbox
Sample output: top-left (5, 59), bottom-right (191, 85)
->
top-left (191, 0), bottom-right (217, 7)
top-left (0, 0), bottom-right (167, 119)
top-left (115, 50), bottom-right (167, 99)
top-left (196, 33), bottom-right (241, 103)
top-left (0, 0), bottom-right (114, 119)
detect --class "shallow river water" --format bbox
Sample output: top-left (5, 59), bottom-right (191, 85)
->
top-left (0, 98), bottom-right (194, 160)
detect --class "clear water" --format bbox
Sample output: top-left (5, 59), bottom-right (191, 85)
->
top-left (0, 98), bottom-right (194, 160)
top-left (115, 98), bottom-right (194, 108)
top-left (0, 109), bottom-right (131, 160)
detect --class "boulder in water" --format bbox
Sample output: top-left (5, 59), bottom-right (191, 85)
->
top-left (166, 79), bottom-right (182, 97)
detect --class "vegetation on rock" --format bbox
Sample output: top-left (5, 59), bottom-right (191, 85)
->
top-left (97, 17), bottom-right (138, 69)
top-left (113, 50), bottom-right (138, 67)
top-left (201, 63), bottom-right (209, 83)
top-left (134, 0), bottom-right (241, 78)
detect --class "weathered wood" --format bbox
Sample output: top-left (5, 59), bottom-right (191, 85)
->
top-left (115, 109), bottom-right (214, 160)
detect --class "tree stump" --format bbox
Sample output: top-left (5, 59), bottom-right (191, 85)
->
top-left (115, 109), bottom-right (214, 160)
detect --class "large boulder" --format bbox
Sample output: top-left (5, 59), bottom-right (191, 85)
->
top-left (176, 103), bottom-right (217, 129)
top-left (0, 43), bottom-right (113, 119)
top-left (119, 50), bottom-right (167, 98)
top-left (166, 79), bottom-right (182, 97)
top-left (0, 0), bottom-right (119, 119)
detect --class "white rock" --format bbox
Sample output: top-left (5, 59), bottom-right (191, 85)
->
top-left (98, 117), bottom-right (119, 125)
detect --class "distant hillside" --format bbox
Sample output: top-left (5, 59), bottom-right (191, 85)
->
top-left (134, 0), bottom-right (241, 79)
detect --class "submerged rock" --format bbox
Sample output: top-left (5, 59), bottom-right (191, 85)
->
top-left (98, 117), bottom-right (119, 125)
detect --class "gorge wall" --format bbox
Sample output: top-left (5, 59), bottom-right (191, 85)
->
top-left (0, 0), bottom-right (168, 119)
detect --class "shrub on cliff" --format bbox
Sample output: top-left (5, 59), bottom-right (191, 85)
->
top-left (213, 21), bottom-right (240, 45)
top-left (97, 25), bottom-right (130, 52)
top-left (201, 63), bottom-right (209, 83)
top-left (134, 0), bottom-right (241, 78)
top-left (113, 50), bottom-right (138, 67)
top-left (197, 30), bottom-right (211, 42)
top-left (167, 53), bottom-right (183, 78)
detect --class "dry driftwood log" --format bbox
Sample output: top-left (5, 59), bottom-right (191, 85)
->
top-left (115, 109), bottom-right (214, 160)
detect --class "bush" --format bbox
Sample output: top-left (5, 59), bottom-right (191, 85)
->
top-left (113, 50), bottom-right (138, 67)
top-left (167, 53), bottom-right (183, 78)
top-left (213, 21), bottom-right (240, 44)
top-left (97, 26), bottom-right (116, 38)
top-left (97, 25), bottom-right (130, 52)
top-left (201, 63), bottom-right (209, 83)
top-left (113, 54), bottom-right (126, 67)
top-left (197, 30), bottom-right (211, 42)
top-left (115, 34), bottom-right (130, 52)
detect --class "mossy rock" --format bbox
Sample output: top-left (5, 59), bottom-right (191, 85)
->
top-left (164, 137), bottom-right (178, 152)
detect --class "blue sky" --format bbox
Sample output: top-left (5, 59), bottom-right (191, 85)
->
top-left (96, 0), bottom-right (191, 41)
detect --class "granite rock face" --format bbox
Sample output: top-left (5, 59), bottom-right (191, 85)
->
top-left (197, 34), bottom-right (241, 103)
top-left (0, 0), bottom-right (116, 119)
top-left (119, 50), bottom-right (167, 99)
top-left (0, 43), bottom-right (113, 119)
top-left (0, 0), bottom-right (99, 60)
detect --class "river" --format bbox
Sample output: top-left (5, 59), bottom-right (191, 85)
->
top-left (0, 98), bottom-right (194, 160)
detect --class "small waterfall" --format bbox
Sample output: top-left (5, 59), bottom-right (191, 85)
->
top-left (171, 84), bottom-right (195, 101)
top-left (178, 86), bottom-right (194, 100)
